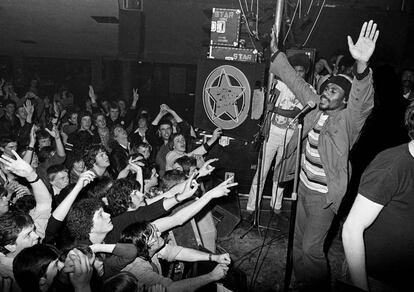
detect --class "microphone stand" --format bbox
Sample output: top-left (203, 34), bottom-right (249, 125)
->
top-left (241, 83), bottom-right (280, 239)
top-left (283, 117), bottom-right (304, 292)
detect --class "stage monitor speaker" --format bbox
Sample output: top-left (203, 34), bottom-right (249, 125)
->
top-left (211, 191), bottom-right (241, 238)
top-left (118, 9), bottom-right (145, 59)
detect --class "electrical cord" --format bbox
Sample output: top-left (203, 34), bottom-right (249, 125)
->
top-left (256, 0), bottom-right (259, 40)
top-left (249, 116), bottom-right (294, 290)
top-left (244, 0), bottom-right (250, 13)
top-left (238, 0), bottom-right (259, 42)
top-left (283, 0), bottom-right (300, 46)
top-left (302, 0), bottom-right (326, 47)
top-left (233, 233), bottom-right (286, 269)
top-left (306, 0), bottom-right (314, 15)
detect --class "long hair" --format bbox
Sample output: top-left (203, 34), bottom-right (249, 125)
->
top-left (119, 221), bottom-right (154, 261)
top-left (13, 244), bottom-right (60, 292)
top-left (103, 272), bottom-right (140, 292)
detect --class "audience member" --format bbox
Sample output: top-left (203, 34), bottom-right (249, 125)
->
top-left (342, 104), bottom-right (414, 291)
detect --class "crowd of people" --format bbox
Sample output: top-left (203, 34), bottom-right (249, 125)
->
top-left (0, 64), bottom-right (238, 291)
top-left (0, 17), bottom-right (413, 292)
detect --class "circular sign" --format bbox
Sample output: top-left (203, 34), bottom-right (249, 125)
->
top-left (203, 65), bottom-right (251, 130)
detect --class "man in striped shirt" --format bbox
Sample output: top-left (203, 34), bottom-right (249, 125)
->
top-left (269, 20), bottom-right (378, 291)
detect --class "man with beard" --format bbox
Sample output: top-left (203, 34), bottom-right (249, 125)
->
top-left (269, 20), bottom-right (378, 290)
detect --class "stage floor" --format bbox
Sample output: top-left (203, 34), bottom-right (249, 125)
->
top-left (216, 195), bottom-right (347, 291)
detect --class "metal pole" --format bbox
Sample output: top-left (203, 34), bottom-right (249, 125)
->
top-left (283, 121), bottom-right (303, 292)
top-left (267, 0), bottom-right (285, 95)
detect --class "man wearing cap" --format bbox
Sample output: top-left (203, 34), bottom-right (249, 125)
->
top-left (269, 20), bottom-right (378, 290)
top-left (246, 54), bottom-right (310, 214)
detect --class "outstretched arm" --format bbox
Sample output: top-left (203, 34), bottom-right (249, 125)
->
top-left (173, 248), bottom-right (231, 265)
top-left (22, 125), bottom-right (37, 164)
top-left (163, 104), bottom-right (183, 123)
top-left (190, 128), bottom-right (222, 156)
top-left (46, 125), bottom-right (66, 158)
top-left (53, 171), bottom-right (95, 221)
top-left (268, 27), bottom-right (319, 106)
top-left (152, 106), bottom-right (168, 126)
top-left (0, 150), bottom-right (51, 211)
top-left (347, 20), bottom-right (379, 74)
top-left (342, 194), bottom-right (383, 291)
top-left (153, 178), bottom-right (237, 233)
top-left (346, 20), bottom-right (379, 143)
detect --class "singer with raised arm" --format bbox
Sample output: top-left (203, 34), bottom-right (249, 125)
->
top-left (270, 20), bottom-right (378, 290)
top-left (246, 53), bottom-right (311, 214)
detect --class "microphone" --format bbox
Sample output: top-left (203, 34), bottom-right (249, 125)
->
top-left (288, 101), bottom-right (316, 126)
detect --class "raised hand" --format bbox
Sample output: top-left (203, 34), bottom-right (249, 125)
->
top-left (132, 88), bottom-right (139, 103)
top-left (88, 85), bottom-right (96, 103)
top-left (53, 101), bottom-right (60, 117)
top-left (160, 104), bottom-right (172, 113)
top-left (128, 157), bottom-right (145, 173)
top-left (206, 177), bottom-right (238, 199)
top-left (29, 125), bottom-right (38, 146)
top-left (347, 20), bottom-right (379, 64)
top-left (158, 104), bottom-right (168, 116)
top-left (214, 253), bottom-right (231, 265)
top-left (0, 194), bottom-right (11, 215)
top-left (77, 170), bottom-right (96, 188)
top-left (209, 264), bottom-right (229, 281)
top-left (45, 124), bottom-right (60, 139)
top-left (67, 249), bottom-right (93, 291)
top-left (13, 185), bottom-right (31, 197)
top-left (210, 128), bottom-right (222, 142)
top-left (198, 158), bottom-right (218, 177)
top-left (4, 181), bottom-right (29, 203)
top-left (180, 171), bottom-right (200, 199)
top-left (60, 130), bottom-right (69, 144)
top-left (270, 24), bottom-right (278, 54)
top-left (0, 150), bottom-right (35, 178)
top-left (23, 99), bottom-right (34, 116)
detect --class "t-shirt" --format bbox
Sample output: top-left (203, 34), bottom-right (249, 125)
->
top-left (300, 113), bottom-right (329, 193)
top-left (29, 206), bottom-right (52, 240)
top-left (271, 81), bottom-right (303, 129)
top-left (104, 199), bottom-right (168, 244)
top-left (122, 243), bottom-right (183, 287)
top-left (358, 143), bottom-right (414, 289)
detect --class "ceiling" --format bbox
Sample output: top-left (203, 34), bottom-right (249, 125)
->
top-left (0, 0), bottom-right (411, 62)
top-left (0, 0), bottom-right (118, 58)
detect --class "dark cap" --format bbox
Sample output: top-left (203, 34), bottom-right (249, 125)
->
top-left (323, 74), bottom-right (353, 97)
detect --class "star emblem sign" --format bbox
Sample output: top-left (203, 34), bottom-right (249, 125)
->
top-left (203, 65), bottom-right (251, 130)
top-left (206, 68), bottom-right (246, 122)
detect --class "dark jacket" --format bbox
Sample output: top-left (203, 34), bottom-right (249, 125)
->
top-left (67, 129), bottom-right (101, 153)
top-left (0, 115), bottom-right (32, 149)
top-left (109, 142), bottom-right (130, 177)
top-left (270, 52), bottom-right (374, 213)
